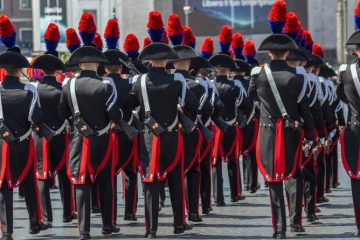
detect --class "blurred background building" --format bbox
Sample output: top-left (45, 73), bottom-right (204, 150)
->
top-left (5, 0), bottom-right (352, 65)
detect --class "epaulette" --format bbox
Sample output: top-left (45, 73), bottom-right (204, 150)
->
top-left (250, 66), bottom-right (262, 76)
top-left (62, 77), bottom-right (71, 87)
top-left (339, 64), bottom-right (347, 72)
top-left (296, 67), bottom-right (306, 75)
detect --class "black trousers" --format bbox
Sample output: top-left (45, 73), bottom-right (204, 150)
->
top-left (212, 156), bottom-right (224, 203)
top-left (75, 179), bottom-right (91, 235)
top-left (332, 147), bottom-right (339, 187)
top-left (37, 179), bottom-right (53, 223)
top-left (124, 169), bottom-right (138, 216)
top-left (285, 169), bottom-right (304, 225)
top-left (96, 160), bottom-right (113, 229)
top-left (91, 183), bottom-right (99, 211)
top-left (325, 152), bottom-right (332, 192)
top-left (57, 166), bottom-right (73, 219)
top-left (186, 163), bottom-right (200, 215)
top-left (227, 156), bottom-right (242, 199)
top-left (159, 181), bottom-right (166, 206)
top-left (167, 160), bottom-right (185, 227)
top-left (268, 182), bottom-right (286, 234)
top-left (316, 151), bottom-right (325, 199)
top-left (303, 160), bottom-right (317, 216)
top-left (144, 180), bottom-right (160, 234)
top-left (351, 179), bottom-right (360, 230)
top-left (0, 168), bottom-right (41, 235)
top-left (200, 152), bottom-right (212, 211)
top-left (242, 150), bottom-right (258, 191)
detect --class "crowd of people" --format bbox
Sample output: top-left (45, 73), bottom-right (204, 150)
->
top-left (0, 0), bottom-right (359, 239)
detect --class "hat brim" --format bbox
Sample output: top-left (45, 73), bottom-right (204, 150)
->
top-left (258, 33), bottom-right (299, 51)
top-left (32, 54), bottom-right (64, 71)
top-left (209, 54), bottom-right (237, 69)
top-left (138, 43), bottom-right (178, 61)
top-left (0, 51), bottom-right (30, 68)
top-left (104, 49), bottom-right (129, 66)
top-left (68, 46), bottom-right (109, 65)
top-left (231, 59), bottom-right (251, 72)
top-left (346, 30), bottom-right (360, 45)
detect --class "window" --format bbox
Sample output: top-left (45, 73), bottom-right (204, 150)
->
top-left (19, 28), bottom-right (32, 42)
top-left (20, 0), bottom-right (32, 11)
top-left (0, 0), bottom-right (4, 11)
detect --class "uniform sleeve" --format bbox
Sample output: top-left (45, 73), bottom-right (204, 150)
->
top-left (28, 93), bottom-right (43, 125)
top-left (321, 100), bottom-right (335, 132)
top-left (183, 87), bottom-right (200, 115)
top-left (310, 99), bottom-right (326, 138)
top-left (105, 84), bottom-right (123, 123)
top-left (336, 77), bottom-right (349, 104)
top-left (212, 94), bottom-right (225, 118)
top-left (200, 98), bottom-right (214, 121)
top-left (248, 76), bottom-right (259, 101)
top-left (294, 77), bottom-right (314, 140)
top-left (58, 87), bottom-right (72, 122)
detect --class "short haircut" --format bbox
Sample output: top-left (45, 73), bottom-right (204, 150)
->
top-left (270, 50), bottom-right (288, 58)
top-left (43, 69), bottom-right (56, 75)
top-left (4, 67), bottom-right (21, 76)
top-left (105, 65), bottom-right (122, 73)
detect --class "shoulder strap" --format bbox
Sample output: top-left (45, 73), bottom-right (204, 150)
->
top-left (0, 85), bottom-right (3, 121)
top-left (140, 74), bottom-right (150, 115)
top-left (264, 64), bottom-right (288, 119)
top-left (70, 78), bottom-right (80, 116)
top-left (350, 63), bottom-right (360, 98)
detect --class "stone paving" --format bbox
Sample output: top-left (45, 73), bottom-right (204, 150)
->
top-left (11, 158), bottom-right (357, 239)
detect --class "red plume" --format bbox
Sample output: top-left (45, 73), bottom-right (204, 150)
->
top-left (243, 40), bottom-right (256, 57)
top-left (44, 23), bottom-right (60, 42)
top-left (268, 0), bottom-right (287, 22)
top-left (65, 28), bottom-right (80, 46)
top-left (93, 32), bottom-right (103, 49)
top-left (123, 34), bottom-right (140, 53)
top-left (312, 43), bottom-right (324, 58)
top-left (167, 14), bottom-right (183, 36)
top-left (104, 19), bottom-right (119, 38)
top-left (356, 0), bottom-right (360, 16)
top-left (78, 12), bottom-right (96, 33)
top-left (143, 37), bottom-right (151, 48)
top-left (162, 31), bottom-right (169, 44)
top-left (283, 12), bottom-right (300, 33)
top-left (303, 31), bottom-right (313, 46)
top-left (201, 37), bottom-right (214, 53)
top-left (228, 49), bottom-right (235, 59)
top-left (218, 25), bottom-right (232, 43)
top-left (231, 33), bottom-right (244, 49)
top-left (182, 26), bottom-right (196, 46)
top-left (147, 10), bottom-right (164, 30)
top-left (0, 15), bottom-right (16, 37)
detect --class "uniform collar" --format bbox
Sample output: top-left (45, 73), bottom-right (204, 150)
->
top-left (107, 73), bottom-right (122, 80)
top-left (269, 60), bottom-right (288, 68)
top-left (215, 75), bottom-right (228, 82)
top-left (233, 75), bottom-right (244, 80)
top-left (79, 70), bottom-right (99, 78)
top-left (41, 75), bottom-right (57, 84)
top-left (2, 75), bottom-right (21, 87)
top-left (149, 67), bottom-right (166, 74)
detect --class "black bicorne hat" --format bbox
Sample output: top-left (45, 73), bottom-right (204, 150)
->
top-left (173, 45), bottom-right (199, 60)
top-left (258, 34), bottom-right (298, 51)
top-left (231, 59), bottom-right (251, 73)
top-left (209, 54), bottom-right (237, 69)
top-left (138, 42), bottom-right (178, 61)
top-left (286, 48), bottom-right (307, 61)
top-left (190, 56), bottom-right (212, 70)
top-left (31, 54), bottom-right (64, 71)
top-left (346, 30), bottom-right (360, 45)
top-left (0, 51), bottom-right (30, 68)
top-left (68, 46), bottom-right (108, 65)
top-left (319, 64), bottom-right (337, 78)
top-left (103, 49), bottom-right (129, 66)
top-left (132, 61), bottom-right (149, 74)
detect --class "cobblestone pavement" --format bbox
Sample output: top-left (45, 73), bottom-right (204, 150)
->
top-left (11, 157), bottom-right (357, 239)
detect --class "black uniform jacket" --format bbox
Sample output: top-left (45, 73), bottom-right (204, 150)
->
top-left (132, 67), bottom-right (198, 182)
top-left (34, 76), bottom-right (68, 180)
top-left (248, 60), bottom-right (314, 182)
top-left (175, 70), bottom-right (212, 172)
top-left (59, 70), bottom-right (122, 184)
top-left (234, 75), bottom-right (258, 155)
top-left (0, 76), bottom-right (43, 189)
top-left (337, 61), bottom-right (360, 179)
top-left (214, 75), bottom-right (253, 160)
top-left (108, 73), bottom-right (139, 174)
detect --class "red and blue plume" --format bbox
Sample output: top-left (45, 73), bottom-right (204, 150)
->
top-left (303, 30), bottom-right (313, 51)
top-left (162, 31), bottom-right (169, 44)
top-left (243, 40), bottom-right (256, 62)
top-left (200, 37), bottom-right (214, 59)
top-left (283, 12), bottom-right (300, 40)
top-left (182, 26), bottom-right (196, 49)
top-left (355, 1), bottom-right (360, 30)
top-left (218, 25), bottom-right (232, 53)
top-left (228, 49), bottom-right (235, 59)
top-left (0, 15), bottom-right (16, 49)
top-left (104, 18), bottom-right (119, 49)
top-left (93, 32), bottom-right (103, 50)
top-left (231, 33), bottom-right (244, 59)
top-left (143, 37), bottom-right (152, 49)
top-left (78, 12), bottom-right (97, 45)
top-left (65, 28), bottom-right (81, 53)
top-left (123, 33), bottom-right (140, 59)
top-left (295, 25), bottom-right (305, 48)
top-left (147, 10), bottom-right (164, 42)
top-left (312, 43), bottom-right (324, 59)
top-left (268, 0), bottom-right (287, 33)
top-left (44, 23), bottom-right (60, 54)
top-left (167, 14), bottom-right (183, 46)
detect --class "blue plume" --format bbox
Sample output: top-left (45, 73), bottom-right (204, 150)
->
top-left (105, 36), bottom-right (119, 49)
top-left (169, 34), bottom-right (183, 46)
top-left (67, 44), bottom-right (80, 53)
top-left (0, 32), bottom-right (16, 49)
top-left (232, 48), bottom-right (243, 59)
top-left (147, 28), bottom-right (164, 42)
top-left (355, 16), bottom-right (360, 30)
top-left (200, 51), bottom-right (212, 59)
top-left (268, 20), bottom-right (285, 34)
top-left (45, 40), bottom-right (58, 53)
top-left (219, 42), bottom-right (231, 53)
top-left (79, 31), bottom-right (96, 45)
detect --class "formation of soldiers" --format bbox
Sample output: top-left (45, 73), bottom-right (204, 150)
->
top-left (0, 0), bottom-right (359, 239)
